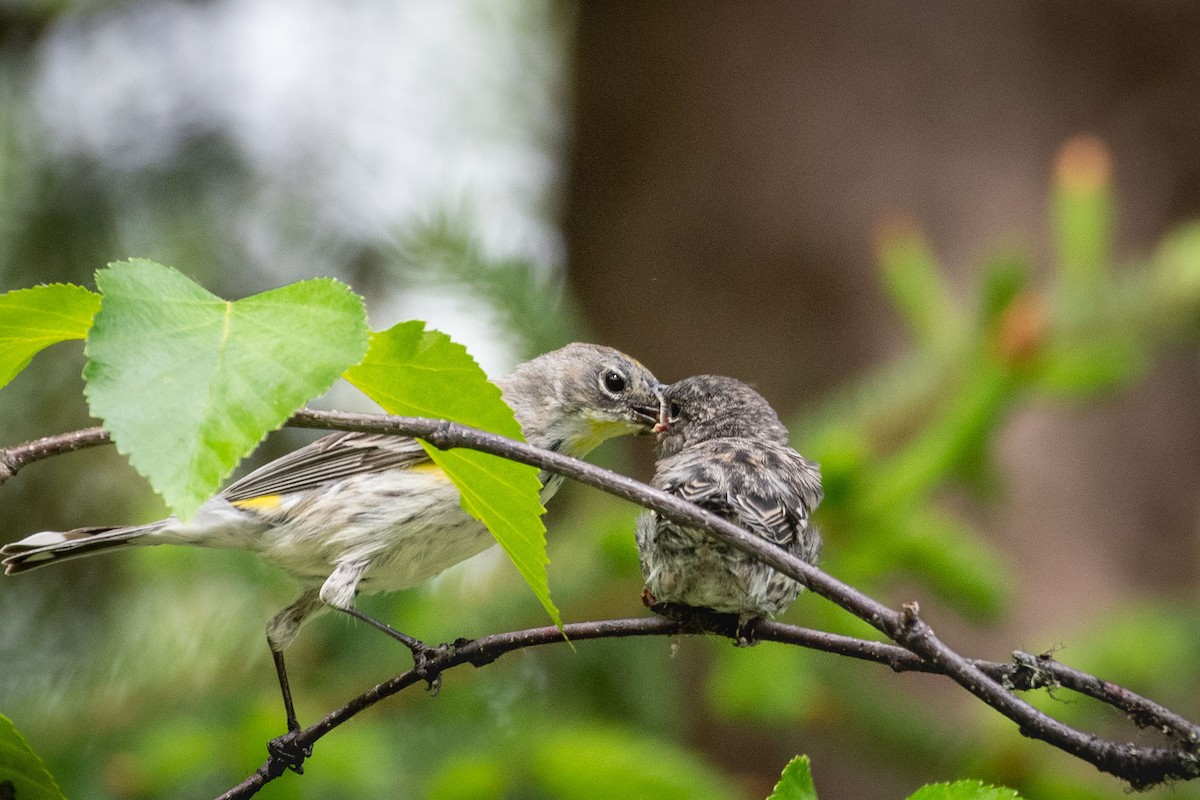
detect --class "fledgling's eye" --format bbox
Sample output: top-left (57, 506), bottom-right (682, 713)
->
top-left (600, 370), bottom-right (627, 396)
top-left (669, 401), bottom-right (683, 420)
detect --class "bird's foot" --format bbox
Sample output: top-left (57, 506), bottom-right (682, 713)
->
top-left (646, 600), bottom-right (721, 634)
top-left (408, 641), bottom-right (446, 695)
top-left (264, 728), bottom-right (312, 778)
top-left (646, 599), bottom-right (760, 644)
top-left (733, 616), bottom-right (764, 647)
top-left (409, 637), bottom-right (473, 694)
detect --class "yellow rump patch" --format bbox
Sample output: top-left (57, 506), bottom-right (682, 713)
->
top-left (231, 494), bottom-right (285, 512)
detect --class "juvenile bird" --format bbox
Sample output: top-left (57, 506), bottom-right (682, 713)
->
top-left (636, 374), bottom-right (822, 640)
top-left (4, 342), bottom-right (663, 750)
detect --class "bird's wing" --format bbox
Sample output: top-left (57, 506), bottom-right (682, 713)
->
top-left (656, 440), bottom-right (822, 548)
top-left (221, 431), bottom-right (431, 502)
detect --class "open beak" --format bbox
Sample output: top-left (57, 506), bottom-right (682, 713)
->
top-left (630, 403), bottom-right (662, 430)
top-left (631, 385), bottom-right (669, 433)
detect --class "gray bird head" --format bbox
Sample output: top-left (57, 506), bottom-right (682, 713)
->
top-left (656, 374), bottom-right (790, 457)
top-left (497, 343), bottom-right (663, 458)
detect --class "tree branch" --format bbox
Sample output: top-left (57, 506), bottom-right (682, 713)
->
top-left (3, 411), bottom-right (1198, 794)
top-left (286, 408), bottom-right (1200, 787)
top-left (0, 425), bottom-right (111, 484)
top-left (216, 613), bottom-right (1200, 799)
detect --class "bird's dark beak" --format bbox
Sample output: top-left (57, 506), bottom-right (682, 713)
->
top-left (630, 386), bottom-right (669, 433)
top-left (630, 402), bottom-right (662, 430)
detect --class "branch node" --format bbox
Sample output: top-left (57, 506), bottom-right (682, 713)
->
top-left (424, 419), bottom-right (458, 451)
top-left (264, 730), bottom-right (312, 779)
top-left (454, 637), bottom-right (500, 668)
top-left (894, 600), bottom-right (926, 645)
top-left (1006, 650), bottom-right (1059, 692)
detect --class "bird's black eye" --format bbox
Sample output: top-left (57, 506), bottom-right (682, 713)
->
top-left (669, 401), bottom-right (683, 420)
top-left (601, 370), bottom-right (627, 396)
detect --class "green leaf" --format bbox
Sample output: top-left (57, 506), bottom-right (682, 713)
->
top-left (84, 259), bottom-right (369, 518)
top-left (767, 755), bottom-right (818, 800)
top-left (0, 713), bottom-right (66, 800)
top-left (0, 283), bottom-right (100, 389)
top-left (343, 321), bottom-right (558, 626)
top-left (906, 779), bottom-right (1023, 800)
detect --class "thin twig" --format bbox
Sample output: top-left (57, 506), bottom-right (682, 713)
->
top-left (0, 426), bottom-right (110, 483)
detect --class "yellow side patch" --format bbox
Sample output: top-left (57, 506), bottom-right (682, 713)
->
top-left (231, 494), bottom-right (285, 512)
top-left (409, 461), bottom-right (446, 474)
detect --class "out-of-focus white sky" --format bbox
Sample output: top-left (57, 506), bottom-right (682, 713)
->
top-left (33, 0), bottom-right (569, 374)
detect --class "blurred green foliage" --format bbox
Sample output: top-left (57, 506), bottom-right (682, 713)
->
top-left (787, 136), bottom-right (1200, 799)
top-left (426, 725), bottom-right (742, 800)
top-left (802, 138), bottom-right (1200, 636)
top-left (383, 213), bottom-right (585, 359)
top-left (0, 23), bottom-right (1198, 792)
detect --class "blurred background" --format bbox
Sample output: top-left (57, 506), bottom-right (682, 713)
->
top-left (1, 2), bottom-right (1199, 798)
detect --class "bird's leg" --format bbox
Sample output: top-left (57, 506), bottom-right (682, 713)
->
top-left (264, 649), bottom-right (313, 776)
top-left (334, 606), bottom-right (444, 694)
top-left (263, 590), bottom-right (325, 775)
top-left (272, 648), bottom-right (301, 734)
top-left (321, 559), bottom-right (443, 693)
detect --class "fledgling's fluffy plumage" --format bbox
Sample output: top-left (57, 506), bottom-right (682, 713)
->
top-left (636, 375), bottom-right (822, 624)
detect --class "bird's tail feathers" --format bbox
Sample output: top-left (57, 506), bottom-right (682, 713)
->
top-left (2, 522), bottom-right (169, 575)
